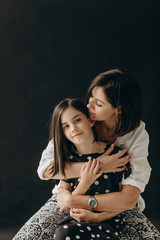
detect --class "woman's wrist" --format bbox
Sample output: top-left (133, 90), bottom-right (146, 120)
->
top-left (69, 194), bottom-right (90, 210)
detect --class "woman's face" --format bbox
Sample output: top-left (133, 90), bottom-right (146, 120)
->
top-left (61, 107), bottom-right (94, 146)
top-left (87, 86), bottom-right (119, 123)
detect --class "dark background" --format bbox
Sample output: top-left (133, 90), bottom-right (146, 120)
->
top-left (1, 0), bottom-right (160, 238)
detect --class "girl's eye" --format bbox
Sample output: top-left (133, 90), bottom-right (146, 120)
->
top-left (63, 125), bottom-right (69, 130)
top-left (75, 118), bottom-right (81, 123)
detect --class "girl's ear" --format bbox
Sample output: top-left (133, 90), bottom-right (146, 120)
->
top-left (88, 118), bottom-right (95, 127)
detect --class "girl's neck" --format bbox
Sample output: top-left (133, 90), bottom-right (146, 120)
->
top-left (75, 140), bottom-right (106, 155)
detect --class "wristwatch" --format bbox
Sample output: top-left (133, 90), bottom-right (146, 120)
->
top-left (88, 195), bottom-right (97, 209)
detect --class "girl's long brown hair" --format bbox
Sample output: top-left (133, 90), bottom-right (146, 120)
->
top-left (50, 98), bottom-right (90, 177)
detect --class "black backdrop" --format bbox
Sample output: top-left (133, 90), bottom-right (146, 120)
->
top-left (1, 0), bottom-right (160, 231)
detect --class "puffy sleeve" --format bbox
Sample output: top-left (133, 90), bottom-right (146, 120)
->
top-left (117, 121), bottom-right (151, 193)
top-left (37, 140), bottom-right (54, 180)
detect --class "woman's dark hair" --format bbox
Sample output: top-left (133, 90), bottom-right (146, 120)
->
top-left (50, 98), bottom-right (91, 177)
top-left (86, 68), bottom-right (143, 136)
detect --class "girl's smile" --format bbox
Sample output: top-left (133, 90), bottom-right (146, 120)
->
top-left (61, 107), bottom-right (94, 149)
top-left (72, 132), bottom-right (83, 138)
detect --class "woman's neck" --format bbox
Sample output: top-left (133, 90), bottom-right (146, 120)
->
top-left (96, 121), bottom-right (118, 143)
top-left (103, 120), bottom-right (117, 136)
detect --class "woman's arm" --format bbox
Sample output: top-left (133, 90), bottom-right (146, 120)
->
top-left (57, 184), bottom-right (140, 212)
top-left (40, 142), bottom-right (130, 180)
top-left (119, 122), bottom-right (151, 194)
top-left (37, 140), bottom-right (54, 180)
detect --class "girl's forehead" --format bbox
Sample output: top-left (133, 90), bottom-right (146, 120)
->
top-left (63, 106), bottom-right (81, 115)
top-left (61, 107), bottom-right (85, 122)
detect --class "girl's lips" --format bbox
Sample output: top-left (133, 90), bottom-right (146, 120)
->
top-left (72, 132), bottom-right (83, 138)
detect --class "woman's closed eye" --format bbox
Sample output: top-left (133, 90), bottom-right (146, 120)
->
top-left (90, 96), bottom-right (102, 107)
top-left (96, 101), bottom-right (103, 107)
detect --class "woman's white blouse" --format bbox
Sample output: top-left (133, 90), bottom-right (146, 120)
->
top-left (37, 121), bottom-right (151, 211)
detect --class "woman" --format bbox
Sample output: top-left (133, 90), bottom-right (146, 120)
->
top-left (56, 69), bottom-right (160, 239)
top-left (13, 69), bottom-right (160, 239)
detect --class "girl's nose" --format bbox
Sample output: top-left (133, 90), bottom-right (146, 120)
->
top-left (71, 124), bottom-right (77, 132)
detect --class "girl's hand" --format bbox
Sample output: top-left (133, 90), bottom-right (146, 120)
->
top-left (43, 162), bottom-right (54, 179)
top-left (70, 208), bottom-right (97, 222)
top-left (80, 159), bottom-right (103, 187)
top-left (70, 208), bottom-right (123, 222)
top-left (97, 145), bottom-right (130, 173)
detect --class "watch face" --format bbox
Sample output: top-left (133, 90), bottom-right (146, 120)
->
top-left (88, 196), bottom-right (97, 209)
top-left (90, 199), bottom-right (96, 207)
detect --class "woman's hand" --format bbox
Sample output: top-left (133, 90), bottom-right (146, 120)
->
top-left (97, 144), bottom-right (130, 173)
top-left (43, 162), bottom-right (54, 179)
top-left (57, 188), bottom-right (72, 212)
top-left (70, 208), bottom-right (97, 222)
top-left (80, 159), bottom-right (103, 186)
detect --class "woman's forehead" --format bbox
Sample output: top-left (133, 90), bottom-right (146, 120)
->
top-left (92, 86), bottom-right (107, 102)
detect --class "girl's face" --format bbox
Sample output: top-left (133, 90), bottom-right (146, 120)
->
top-left (87, 86), bottom-right (120, 123)
top-left (61, 107), bottom-right (94, 146)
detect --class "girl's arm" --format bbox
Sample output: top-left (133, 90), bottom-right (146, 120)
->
top-left (58, 159), bottom-right (102, 213)
top-left (70, 208), bottom-right (123, 223)
top-left (60, 159), bottom-right (102, 195)
top-left (72, 159), bottom-right (102, 195)
top-left (60, 160), bottom-right (124, 222)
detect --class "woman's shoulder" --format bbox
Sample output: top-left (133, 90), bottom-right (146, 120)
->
top-left (117, 121), bottom-right (148, 141)
top-left (115, 121), bottom-right (149, 150)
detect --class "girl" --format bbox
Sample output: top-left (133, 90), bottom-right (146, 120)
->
top-left (51, 98), bottom-right (131, 240)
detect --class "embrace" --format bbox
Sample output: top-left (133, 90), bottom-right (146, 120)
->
top-left (13, 69), bottom-right (160, 239)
